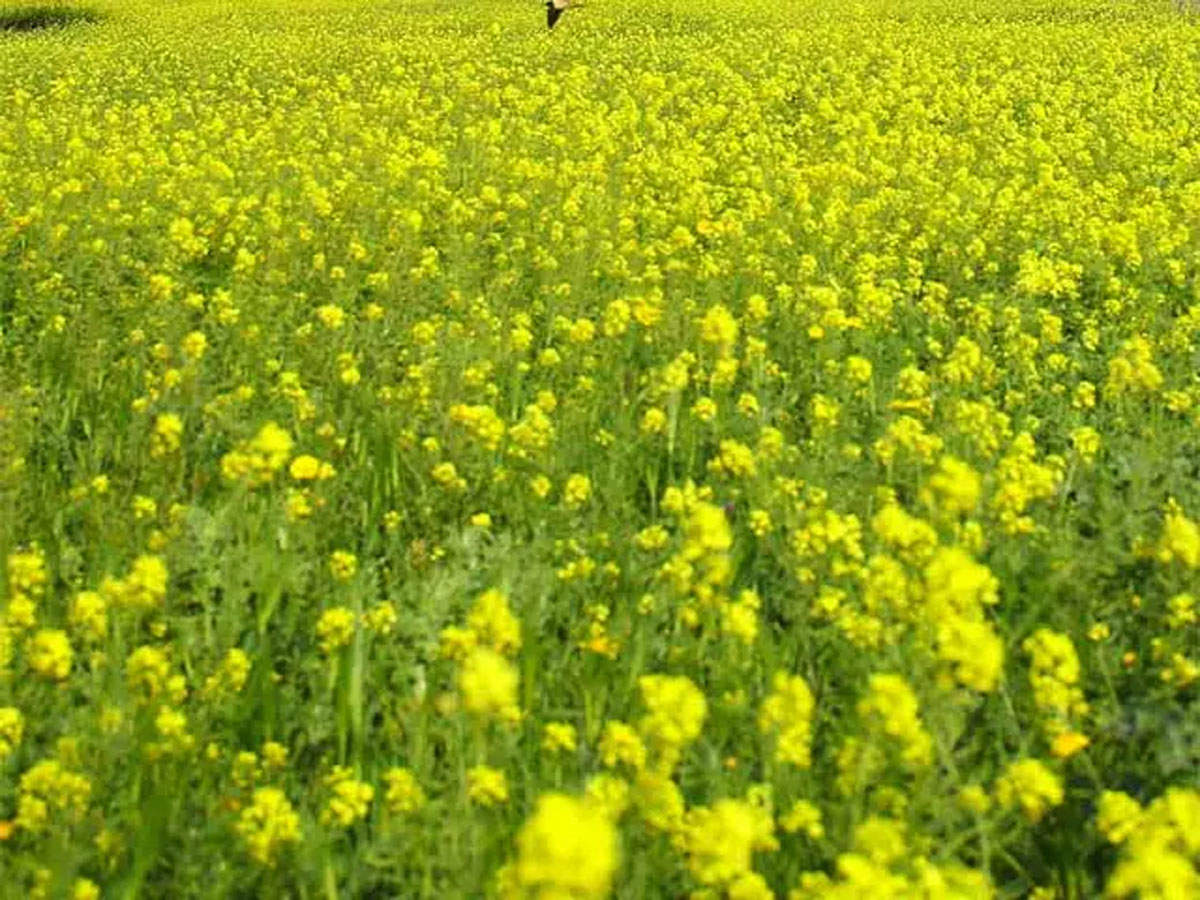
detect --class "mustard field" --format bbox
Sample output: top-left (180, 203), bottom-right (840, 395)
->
top-left (2, 0), bottom-right (1200, 895)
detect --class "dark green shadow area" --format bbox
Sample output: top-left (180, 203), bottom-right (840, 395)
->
top-left (0, 4), bottom-right (102, 31)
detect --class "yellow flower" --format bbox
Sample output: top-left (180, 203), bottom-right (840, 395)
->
top-left (103, 555), bottom-right (169, 611)
top-left (15, 759), bottom-right (91, 832)
top-left (329, 550), bottom-right (358, 581)
top-left (127, 645), bottom-right (171, 701)
top-left (69, 590), bottom-right (107, 642)
top-left (680, 798), bottom-right (777, 888)
top-left (321, 766), bottom-right (374, 827)
top-left (1157, 499), bottom-right (1200, 568)
top-left (1105, 842), bottom-right (1199, 898)
top-left (993, 759), bottom-right (1063, 823)
top-left (641, 407), bottom-right (668, 435)
top-left (635, 525), bottom-right (670, 551)
top-left (362, 602), bottom-right (398, 635)
top-left (154, 705), bottom-right (194, 754)
top-left (150, 413), bottom-right (183, 456)
top-left (458, 647), bottom-right (520, 723)
top-left (236, 787), bottom-right (301, 865)
top-left (262, 742), bottom-right (288, 770)
top-left (221, 422), bottom-right (293, 487)
top-left (431, 461), bottom-right (465, 490)
top-left (315, 304), bottom-right (346, 329)
top-left (709, 439), bottom-right (756, 478)
top-left (563, 473), bottom-right (592, 508)
top-left (383, 768), bottom-right (427, 815)
top-left (748, 509), bottom-right (772, 537)
top-left (1070, 426), bottom-right (1101, 463)
top-left (958, 785), bottom-right (992, 815)
top-left (937, 616), bottom-right (1004, 693)
top-left (26, 629), bottom-right (73, 681)
top-left (698, 303), bottom-right (739, 351)
top-left (466, 588), bottom-right (522, 655)
top-left (584, 774), bottom-right (631, 820)
top-left (599, 721), bottom-right (647, 771)
top-left (922, 455), bottom-right (982, 517)
top-left (721, 591), bottom-right (760, 645)
top-left (541, 722), bottom-right (577, 754)
top-left (0, 707), bottom-right (24, 759)
top-left (852, 817), bottom-right (906, 866)
top-left (845, 355), bottom-right (873, 384)
top-left (691, 396), bottom-right (718, 422)
top-left (289, 454), bottom-right (322, 480)
top-left (857, 674), bottom-right (932, 768)
top-left (1103, 788), bottom-right (1200, 897)
top-left (1050, 731), bottom-right (1090, 759)
top-left (507, 793), bottom-right (619, 899)
top-left (203, 647), bottom-right (251, 697)
top-left (632, 771), bottom-right (685, 833)
top-left (1024, 628), bottom-right (1088, 728)
top-left (181, 330), bottom-right (208, 360)
top-left (758, 672), bottom-right (815, 768)
top-left (1096, 791), bottom-right (1142, 844)
top-left (466, 765), bottom-right (508, 807)
top-left (779, 800), bottom-right (823, 838)
top-left (638, 673), bottom-right (707, 755)
top-left (315, 607), bottom-right (356, 654)
top-left (923, 547), bottom-right (998, 618)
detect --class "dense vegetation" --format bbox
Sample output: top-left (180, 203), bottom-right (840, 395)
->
top-left (3, 0), bottom-right (1200, 896)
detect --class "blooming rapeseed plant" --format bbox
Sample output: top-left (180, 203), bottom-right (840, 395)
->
top-left (1, 0), bottom-right (1198, 893)
top-left (501, 793), bottom-right (618, 899)
top-left (236, 788), bottom-right (302, 866)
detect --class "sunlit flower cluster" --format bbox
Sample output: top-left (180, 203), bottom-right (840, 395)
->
top-left (2, 0), bottom-right (1199, 893)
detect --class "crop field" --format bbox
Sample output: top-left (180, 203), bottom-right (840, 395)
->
top-left (3, 0), bottom-right (1200, 895)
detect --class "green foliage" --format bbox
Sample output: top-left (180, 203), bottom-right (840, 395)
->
top-left (0, 4), bottom-right (99, 32)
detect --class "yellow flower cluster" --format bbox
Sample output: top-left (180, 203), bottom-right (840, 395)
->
top-left (235, 787), bottom-right (302, 866)
top-left (26, 629), bottom-right (74, 681)
top-left (993, 759), bottom-right (1063, 824)
top-left (15, 759), bottom-right (92, 833)
top-left (855, 674), bottom-right (933, 770)
top-left (1024, 628), bottom-right (1089, 738)
top-left (467, 765), bottom-right (509, 807)
top-left (1101, 788), bottom-right (1200, 898)
top-left (320, 766), bottom-right (374, 827)
top-left (637, 674), bottom-right (707, 771)
top-left (0, 706), bottom-right (24, 759)
top-left (442, 588), bottom-right (523, 724)
top-left (500, 793), bottom-right (619, 899)
top-left (758, 673), bottom-right (815, 768)
top-left (99, 555), bottom-right (169, 612)
top-left (680, 798), bottom-right (777, 896)
top-left (382, 767), bottom-right (426, 816)
top-left (5, 545), bottom-right (47, 628)
top-left (792, 817), bottom-right (992, 898)
top-left (220, 422), bottom-right (294, 487)
top-left (2, 0), bottom-right (1200, 893)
